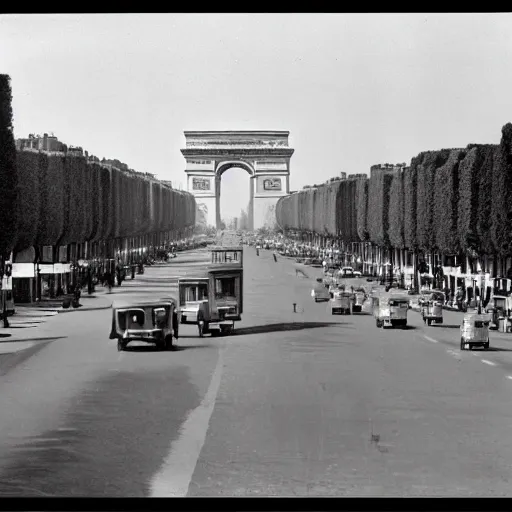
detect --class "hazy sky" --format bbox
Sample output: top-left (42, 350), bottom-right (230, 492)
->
top-left (1, 13), bottom-right (512, 219)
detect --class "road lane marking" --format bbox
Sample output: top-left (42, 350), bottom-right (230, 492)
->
top-left (446, 349), bottom-right (460, 359)
top-left (150, 343), bottom-right (225, 497)
top-left (424, 335), bottom-right (438, 343)
top-left (481, 359), bottom-right (496, 366)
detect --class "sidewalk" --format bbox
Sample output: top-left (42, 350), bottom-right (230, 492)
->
top-left (0, 249), bottom-right (202, 343)
top-left (0, 281), bottom-right (118, 341)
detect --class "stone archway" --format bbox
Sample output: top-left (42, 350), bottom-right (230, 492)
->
top-left (214, 160), bottom-right (255, 230)
top-left (181, 131), bottom-right (294, 231)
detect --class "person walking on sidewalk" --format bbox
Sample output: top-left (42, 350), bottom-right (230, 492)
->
top-left (104, 270), bottom-right (113, 293)
top-left (2, 292), bottom-right (9, 328)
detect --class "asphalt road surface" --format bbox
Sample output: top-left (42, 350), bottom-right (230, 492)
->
top-left (2, 239), bottom-right (512, 496)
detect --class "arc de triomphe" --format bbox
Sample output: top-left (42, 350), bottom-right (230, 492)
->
top-left (181, 131), bottom-right (294, 230)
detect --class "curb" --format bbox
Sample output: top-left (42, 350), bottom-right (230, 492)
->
top-left (0, 335), bottom-right (67, 344)
top-left (58, 304), bottom-right (112, 314)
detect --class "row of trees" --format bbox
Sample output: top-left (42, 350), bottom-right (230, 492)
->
top-left (0, 74), bottom-right (196, 262)
top-left (10, 150), bottom-right (196, 256)
top-left (276, 123), bottom-right (512, 260)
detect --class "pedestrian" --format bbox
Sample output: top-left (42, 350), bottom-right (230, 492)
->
top-left (104, 271), bottom-right (112, 292)
top-left (87, 268), bottom-right (93, 295)
top-left (2, 294), bottom-right (9, 328)
top-left (273, 251), bottom-right (277, 263)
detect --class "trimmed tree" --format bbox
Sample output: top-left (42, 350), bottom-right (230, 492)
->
top-left (355, 177), bottom-right (369, 242)
top-left (388, 168), bottom-right (405, 249)
top-left (0, 74), bottom-right (18, 257)
top-left (476, 147), bottom-right (496, 256)
top-left (328, 181), bottom-right (341, 237)
top-left (367, 166), bottom-right (394, 247)
top-left (491, 123), bottom-right (512, 256)
top-left (112, 168), bottom-right (122, 240)
top-left (433, 149), bottom-right (466, 255)
top-left (15, 151), bottom-right (41, 252)
top-left (87, 163), bottom-right (101, 242)
top-left (457, 145), bottom-right (494, 254)
top-left (416, 151), bottom-right (450, 252)
top-left (403, 158), bottom-right (420, 251)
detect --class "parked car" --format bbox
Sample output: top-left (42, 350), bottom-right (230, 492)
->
top-left (339, 266), bottom-right (361, 278)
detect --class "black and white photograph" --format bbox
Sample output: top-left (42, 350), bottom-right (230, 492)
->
top-left (1, 12), bottom-right (512, 501)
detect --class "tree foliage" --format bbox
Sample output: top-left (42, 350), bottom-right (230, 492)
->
top-left (476, 148), bottom-right (496, 255)
top-left (356, 178), bottom-right (369, 242)
top-left (403, 158), bottom-right (420, 250)
top-left (367, 167), bottom-right (394, 247)
top-left (491, 123), bottom-right (512, 256)
top-left (433, 149), bottom-right (466, 254)
top-left (457, 145), bottom-right (490, 253)
top-left (0, 74), bottom-right (18, 256)
top-left (39, 154), bottom-right (65, 246)
top-left (15, 151), bottom-right (41, 252)
top-left (416, 151), bottom-right (450, 252)
top-left (388, 168), bottom-right (405, 249)
top-left (9, 150), bottom-right (195, 254)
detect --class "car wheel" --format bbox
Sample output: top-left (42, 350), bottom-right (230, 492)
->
top-left (117, 339), bottom-right (124, 352)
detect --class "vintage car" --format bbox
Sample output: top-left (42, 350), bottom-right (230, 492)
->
top-left (179, 261), bottom-right (243, 338)
top-left (339, 266), bottom-right (362, 278)
top-left (311, 278), bottom-right (331, 302)
top-left (373, 293), bottom-right (409, 328)
top-left (460, 313), bottom-right (490, 350)
top-left (109, 298), bottom-right (179, 352)
top-left (421, 290), bottom-right (445, 325)
top-left (331, 289), bottom-right (354, 315)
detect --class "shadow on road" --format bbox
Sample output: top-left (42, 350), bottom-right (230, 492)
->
top-left (433, 324), bottom-right (461, 329)
top-left (121, 342), bottom-right (216, 352)
top-left (231, 322), bottom-right (342, 336)
top-left (486, 346), bottom-right (512, 353)
top-left (173, 344), bottom-right (217, 351)
top-left (122, 344), bottom-right (161, 352)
